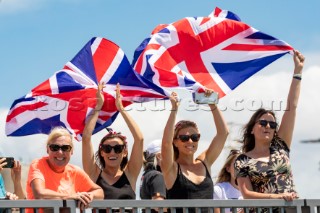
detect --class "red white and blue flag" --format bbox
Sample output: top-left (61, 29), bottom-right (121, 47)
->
top-left (208, 7), bottom-right (241, 21)
top-left (6, 37), bottom-right (169, 139)
top-left (132, 7), bottom-right (293, 98)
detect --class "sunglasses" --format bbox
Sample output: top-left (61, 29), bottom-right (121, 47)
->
top-left (257, 120), bottom-right (277, 129)
top-left (176, 134), bottom-right (200, 142)
top-left (48, 144), bottom-right (72, 152)
top-left (101, 144), bottom-right (125, 154)
top-left (228, 149), bottom-right (241, 157)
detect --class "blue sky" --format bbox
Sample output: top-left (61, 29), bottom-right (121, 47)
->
top-left (0, 0), bottom-right (319, 108)
top-left (1, 0), bottom-right (320, 198)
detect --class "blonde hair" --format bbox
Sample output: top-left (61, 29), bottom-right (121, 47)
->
top-left (46, 127), bottom-right (73, 147)
top-left (216, 150), bottom-right (240, 183)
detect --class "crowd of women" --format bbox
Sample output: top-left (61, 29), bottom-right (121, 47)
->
top-left (0, 50), bottom-right (305, 212)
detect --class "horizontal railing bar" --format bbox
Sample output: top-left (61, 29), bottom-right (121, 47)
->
top-left (0, 199), bottom-right (315, 213)
top-left (63, 199), bottom-right (305, 208)
top-left (0, 200), bottom-right (63, 213)
top-left (306, 199), bottom-right (320, 206)
top-left (0, 199), bottom-right (64, 208)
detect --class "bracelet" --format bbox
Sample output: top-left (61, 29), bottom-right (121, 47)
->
top-left (293, 73), bottom-right (302, 81)
top-left (211, 105), bottom-right (217, 111)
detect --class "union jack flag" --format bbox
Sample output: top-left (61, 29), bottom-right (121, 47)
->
top-left (208, 7), bottom-right (241, 21)
top-left (6, 37), bottom-right (169, 139)
top-left (132, 7), bottom-right (293, 97)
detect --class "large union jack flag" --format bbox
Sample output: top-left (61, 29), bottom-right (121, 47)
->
top-left (132, 7), bottom-right (293, 98)
top-left (6, 37), bottom-right (169, 139)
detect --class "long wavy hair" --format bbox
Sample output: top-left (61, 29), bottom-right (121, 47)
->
top-left (216, 150), bottom-right (240, 183)
top-left (241, 108), bottom-right (277, 153)
top-left (95, 131), bottom-right (128, 171)
top-left (173, 120), bottom-right (199, 160)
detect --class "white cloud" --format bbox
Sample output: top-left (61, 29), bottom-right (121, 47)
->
top-left (0, 0), bottom-right (44, 14)
top-left (1, 52), bottom-right (319, 197)
top-left (0, 0), bottom-right (80, 14)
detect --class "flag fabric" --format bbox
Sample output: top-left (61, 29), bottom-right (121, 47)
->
top-left (6, 37), bottom-right (169, 140)
top-left (208, 6), bottom-right (241, 21)
top-left (132, 7), bottom-right (293, 98)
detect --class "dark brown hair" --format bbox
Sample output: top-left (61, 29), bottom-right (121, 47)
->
top-left (95, 131), bottom-right (128, 171)
top-left (241, 108), bottom-right (277, 153)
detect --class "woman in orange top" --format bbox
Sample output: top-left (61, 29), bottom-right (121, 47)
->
top-left (26, 127), bottom-right (103, 211)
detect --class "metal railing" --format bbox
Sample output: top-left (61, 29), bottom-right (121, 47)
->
top-left (0, 200), bottom-right (63, 213)
top-left (305, 200), bottom-right (320, 213)
top-left (1, 199), bottom-right (320, 213)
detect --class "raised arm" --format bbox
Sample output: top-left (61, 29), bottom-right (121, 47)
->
top-left (161, 92), bottom-right (179, 188)
top-left (197, 91), bottom-right (229, 167)
top-left (116, 84), bottom-right (144, 182)
top-left (0, 158), bottom-right (22, 200)
top-left (277, 50), bottom-right (305, 148)
top-left (81, 83), bottom-right (105, 180)
top-left (11, 160), bottom-right (26, 199)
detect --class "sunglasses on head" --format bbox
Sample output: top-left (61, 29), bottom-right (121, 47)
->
top-left (176, 134), bottom-right (200, 142)
top-left (257, 120), bottom-right (277, 129)
top-left (48, 144), bottom-right (72, 152)
top-left (101, 144), bottom-right (125, 154)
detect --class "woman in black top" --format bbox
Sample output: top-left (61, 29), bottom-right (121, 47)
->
top-left (140, 140), bottom-right (167, 213)
top-left (82, 83), bottom-right (143, 202)
top-left (161, 90), bottom-right (228, 212)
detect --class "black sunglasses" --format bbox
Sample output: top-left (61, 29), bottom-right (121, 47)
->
top-left (101, 144), bottom-right (125, 154)
top-left (228, 149), bottom-right (241, 157)
top-left (48, 144), bottom-right (72, 152)
top-left (257, 120), bottom-right (277, 129)
top-left (176, 134), bottom-right (200, 142)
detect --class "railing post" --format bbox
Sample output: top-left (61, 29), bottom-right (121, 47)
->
top-left (64, 199), bottom-right (78, 213)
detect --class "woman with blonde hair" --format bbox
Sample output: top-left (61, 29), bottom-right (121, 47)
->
top-left (214, 149), bottom-right (242, 199)
top-left (26, 127), bottom-right (103, 212)
top-left (214, 149), bottom-right (242, 213)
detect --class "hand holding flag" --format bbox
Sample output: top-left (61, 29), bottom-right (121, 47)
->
top-left (132, 7), bottom-right (293, 98)
top-left (115, 83), bottom-right (125, 112)
top-left (94, 83), bottom-right (104, 111)
top-left (6, 37), bottom-right (169, 139)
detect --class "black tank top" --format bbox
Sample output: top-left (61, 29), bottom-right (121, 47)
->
top-left (167, 160), bottom-right (213, 213)
top-left (96, 170), bottom-right (136, 199)
top-left (167, 160), bottom-right (213, 199)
